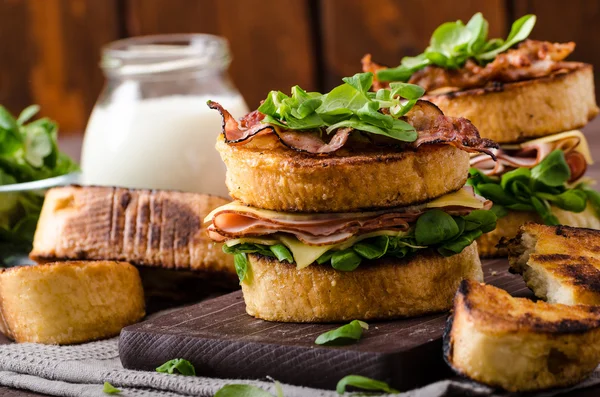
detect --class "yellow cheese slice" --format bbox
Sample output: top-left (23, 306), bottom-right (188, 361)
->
top-left (501, 130), bottom-right (593, 165)
top-left (425, 188), bottom-right (485, 209)
top-left (206, 188), bottom-right (484, 224)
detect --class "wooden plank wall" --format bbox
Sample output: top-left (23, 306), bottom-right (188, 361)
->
top-left (0, 0), bottom-right (598, 135)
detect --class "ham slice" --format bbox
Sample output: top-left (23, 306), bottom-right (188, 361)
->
top-left (208, 100), bottom-right (497, 157)
top-left (470, 136), bottom-right (587, 181)
top-left (205, 187), bottom-right (492, 246)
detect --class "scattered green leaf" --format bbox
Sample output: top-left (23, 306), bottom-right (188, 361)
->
top-left (336, 375), bottom-right (399, 395)
top-left (102, 382), bottom-right (121, 395)
top-left (214, 384), bottom-right (275, 397)
top-left (156, 358), bottom-right (196, 376)
top-left (315, 320), bottom-right (369, 346)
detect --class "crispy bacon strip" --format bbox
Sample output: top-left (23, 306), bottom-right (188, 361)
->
top-left (208, 100), bottom-right (497, 157)
top-left (206, 187), bottom-right (492, 246)
top-left (470, 137), bottom-right (587, 181)
top-left (208, 101), bottom-right (351, 154)
top-left (363, 40), bottom-right (577, 93)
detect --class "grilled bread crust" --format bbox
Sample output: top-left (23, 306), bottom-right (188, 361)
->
top-left (30, 186), bottom-right (236, 283)
top-left (217, 135), bottom-right (470, 212)
top-left (428, 64), bottom-right (599, 144)
top-left (241, 243), bottom-right (482, 322)
top-left (445, 280), bottom-right (600, 392)
top-left (0, 261), bottom-right (145, 344)
top-left (505, 223), bottom-right (600, 305)
top-left (477, 205), bottom-right (600, 257)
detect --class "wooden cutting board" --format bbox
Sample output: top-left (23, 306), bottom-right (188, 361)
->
top-left (119, 258), bottom-right (530, 391)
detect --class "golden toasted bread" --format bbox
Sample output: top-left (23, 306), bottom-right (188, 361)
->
top-left (445, 280), bottom-right (600, 392)
top-left (30, 186), bottom-right (236, 284)
top-left (477, 205), bottom-right (600, 257)
top-left (505, 223), bottom-right (600, 305)
top-left (0, 261), bottom-right (145, 344)
top-left (217, 136), bottom-right (469, 212)
top-left (428, 65), bottom-right (599, 144)
top-left (241, 243), bottom-right (482, 322)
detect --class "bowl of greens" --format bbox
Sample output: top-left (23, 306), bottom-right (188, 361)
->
top-left (0, 105), bottom-right (79, 266)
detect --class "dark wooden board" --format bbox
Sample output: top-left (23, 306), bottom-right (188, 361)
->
top-left (119, 259), bottom-right (529, 391)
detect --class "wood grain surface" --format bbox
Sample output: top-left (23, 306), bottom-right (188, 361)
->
top-left (0, 0), bottom-right (120, 134)
top-left (1, 0), bottom-right (599, 134)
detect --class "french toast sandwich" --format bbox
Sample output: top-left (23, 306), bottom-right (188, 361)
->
top-left (206, 72), bottom-right (498, 322)
top-left (363, 13), bottom-right (600, 256)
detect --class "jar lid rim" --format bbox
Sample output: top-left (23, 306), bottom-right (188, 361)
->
top-left (102, 34), bottom-right (231, 76)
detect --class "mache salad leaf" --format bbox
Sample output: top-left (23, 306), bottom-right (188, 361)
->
top-left (315, 320), bottom-right (369, 346)
top-left (467, 150), bottom-right (598, 225)
top-left (0, 105), bottom-right (79, 266)
top-left (377, 13), bottom-right (536, 82)
top-left (257, 72), bottom-right (423, 143)
top-left (223, 209), bottom-right (497, 279)
top-left (336, 375), bottom-right (399, 395)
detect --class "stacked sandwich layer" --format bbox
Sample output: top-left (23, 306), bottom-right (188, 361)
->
top-left (205, 73), bottom-right (499, 322)
top-left (363, 13), bottom-right (600, 256)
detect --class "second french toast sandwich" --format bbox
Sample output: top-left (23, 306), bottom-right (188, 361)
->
top-left (363, 13), bottom-right (600, 256)
top-left (206, 72), bottom-right (498, 322)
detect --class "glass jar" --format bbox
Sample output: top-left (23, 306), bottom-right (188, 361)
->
top-left (81, 34), bottom-right (249, 197)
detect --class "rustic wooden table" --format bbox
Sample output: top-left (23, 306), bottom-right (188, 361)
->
top-left (3, 123), bottom-right (600, 396)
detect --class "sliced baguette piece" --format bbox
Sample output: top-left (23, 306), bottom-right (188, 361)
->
top-left (505, 223), bottom-right (600, 305)
top-left (477, 204), bottom-right (600, 257)
top-left (30, 186), bottom-right (236, 285)
top-left (428, 64), bottom-right (599, 144)
top-left (217, 134), bottom-right (470, 212)
top-left (0, 261), bottom-right (145, 344)
top-left (242, 243), bottom-right (482, 322)
top-left (445, 280), bottom-right (600, 392)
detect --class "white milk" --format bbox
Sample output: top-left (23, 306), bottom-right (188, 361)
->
top-left (81, 95), bottom-right (248, 197)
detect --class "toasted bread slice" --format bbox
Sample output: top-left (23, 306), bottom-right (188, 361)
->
top-left (477, 205), bottom-right (600, 257)
top-left (217, 135), bottom-right (469, 212)
top-left (505, 223), bottom-right (600, 305)
top-left (445, 280), bottom-right (600, 392)
top-left (242, 243), bottom-right (482, 322)
top-left (0, 261), bottom-right (145, 344)
top-left (30, 186), bottom-right (236, 284)
top-left (428, 64), bottom-right (599, 144)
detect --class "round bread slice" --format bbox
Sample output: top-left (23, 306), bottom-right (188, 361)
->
top-left (445, 280), bottom-right (600, 392)
top-left (217, 135), bottom-right (470, 212)
top-left (0, 261), bottom-right (145, 344)
top-left (478, 205), bottom-right (600, 257)
top-left (427, 64), bottom-right (599, 144)
top-left (240, 243), bottom-right (482, 322)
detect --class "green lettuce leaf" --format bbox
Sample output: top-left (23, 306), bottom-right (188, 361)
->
top-left (468, 150), bottom-right (599, 226)
top-left (377, 13), bottom-right (536, 82)
top-left (257, 72), bottom-right (424, 143)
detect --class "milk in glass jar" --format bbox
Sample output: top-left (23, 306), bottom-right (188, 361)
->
top-left (81, 34), bottom-right (248, 197)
